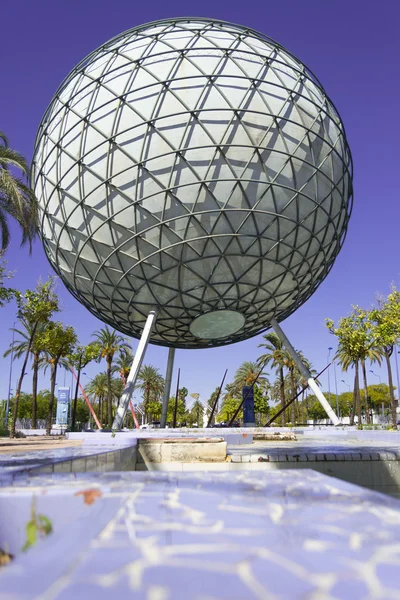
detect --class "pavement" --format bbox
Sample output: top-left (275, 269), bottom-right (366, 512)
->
top-left (228, 438), bottom-right (400, 459)
top-left (0, 437), bottom-right (82, 455)
top-left (1, 469), bottom-right (400, 599)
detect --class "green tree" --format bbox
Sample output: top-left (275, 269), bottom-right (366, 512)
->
top-left (233, 361), bottom-right (268, 393)
top-left (146, 400), bottom-right (162, 422)
top-left (92, 326), bottom-right (130, 428)
top-left (282, 351), bottom-right (305, 425)
top-left (206, 388), bottom-right (220, 426)
top-left (336, 391), bottom-right (353, 417)
top-left (307, 394), bottom-right (328, 421)
top-left (167, 396), bottom-right (186, 425)
top-left (8, 390), bottom-right (51, 422)
top-left (0, 132), bottom-right (38, 251)
top-left (254, 386), bottom-right (269, 425)
top-left (9, 278), bottom-right (59, 437)
top-left (327, 307), bottom-right (381, 425)
top-left (4, 319), bottom-right (48, 428)
top-left (68, 342), bottom-right (101, 431)
top-left (85, 372), bottom-right (122, 425)
top-left (366, 383), bottom-right (391, 411)
top-left (370, 289), bottom-right (400, 427)
top-left (136, 365), bottom-right (164, 423)
top-left (258, 333), bottom-right (287, 426)
top-left (190, 400), bottom-right (204, 427)
top-left (217, 396), bottom-right (242, 423)
top-left (74, 399), bottom-right (90, 426)
top-left (0, 257), bottom-right (17, 307)
top-left (113, 348), bottom-right (134, 384)
top-left (36, 322), bottom-right (77, 434)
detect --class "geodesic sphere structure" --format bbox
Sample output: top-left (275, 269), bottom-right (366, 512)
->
top-left (32, 18), bottom-right (353, 349)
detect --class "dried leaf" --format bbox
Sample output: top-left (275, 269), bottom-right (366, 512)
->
top-left (74, 489), bottom-right (102, 505)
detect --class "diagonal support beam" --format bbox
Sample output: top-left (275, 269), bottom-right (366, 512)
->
top-left (160, 347), bottom-right (175, 428)
top-left (112, 310), bottom-right (157, 430)
top-left (270, 318), bottom-right (340, 426)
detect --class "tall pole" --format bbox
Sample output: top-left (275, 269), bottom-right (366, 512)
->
top-left (265, 363), bottom-right (331, 427)
top-left (327, 347), bottom-right (332, 423)
top-left (5, 322), bottom-right (16, 427)
top-left (270, 318), bottom-right (340, 425)
top-left (113, 310), bottom-right (157, 430)
top-left (70, 369), bottom-right (102, 430)
top-left (173, 368), bottom-right (180, 428)
top-left (207, 369), bottom-right (228, 427)
top-left (161, 347), bottom-right (175, 428)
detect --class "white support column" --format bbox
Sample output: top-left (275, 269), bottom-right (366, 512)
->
top-left (270, 318), bottom-right (340, 426)
top-left (112, 310), bottom-right (157, 430)
top-left (160, 347), bottom-right (175, 428)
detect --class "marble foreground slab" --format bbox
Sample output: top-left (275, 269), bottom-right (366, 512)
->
top-left (1, 470), bottom-right (400, 599)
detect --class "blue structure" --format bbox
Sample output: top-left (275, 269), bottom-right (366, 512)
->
top-left (242, 386), bottom-right (256, 427)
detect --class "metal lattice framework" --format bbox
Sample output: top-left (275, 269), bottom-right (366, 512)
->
top-left (32, 17), bottom-right (353, 349)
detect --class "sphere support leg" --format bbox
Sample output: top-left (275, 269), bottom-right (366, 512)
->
top-left (160, 347), bottom-right (175, 428)
top-left (112, 310), bottom-right (157, 431)
top-left (270, 318), bottom-right (340, 426)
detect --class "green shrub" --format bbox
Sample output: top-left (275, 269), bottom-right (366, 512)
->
top-left (0, 424), bottom-right (9, 437)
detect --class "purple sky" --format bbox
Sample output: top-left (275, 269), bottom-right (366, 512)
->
top-left (1, 0), bottom-right (399, 404)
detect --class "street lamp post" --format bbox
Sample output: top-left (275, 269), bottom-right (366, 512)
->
top-left (5, 322), bottom-right (16, 427)
top-left (327, 347), bottom-right (332, 424)
top-left (327, 348), bottom-right (332, 406)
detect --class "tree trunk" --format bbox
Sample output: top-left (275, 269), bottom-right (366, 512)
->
top-left (32, 351), bottom-right (39, 429)
top-left (289, 368), bottom-right (296, 425)
top-left (305, 390), bottom-right (309, 423)
top-left (384, 349), bottom-right (397, 427)
top-left (145, 387), bottom-right (150, 423)
top-left (10, 324), bottom-right (37, 438)
top-left (107, 359), bottom-right (112, 428)
top-left (355, 361), bottom-right (361, 426)
top-left (279, 367), bottom-right (286, 427)
top-left (350, 368), bottom-right (357, 426)
top-left (361, 360), bottom-right (371, 424)
top-left (71, 359), bottom-right (82, 432)
top-left (99, 395), bottom-right (103, 424)
top-left (46, 361), bottom-right (58, 435)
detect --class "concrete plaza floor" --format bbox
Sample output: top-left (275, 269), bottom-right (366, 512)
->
top-left (0, 428), bottom-right (400, 598)
top-left (1, 469), bottom-right (400, 599)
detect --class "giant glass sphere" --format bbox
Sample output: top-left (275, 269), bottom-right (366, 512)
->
top-left (32, 18), bottom-right (353, 348)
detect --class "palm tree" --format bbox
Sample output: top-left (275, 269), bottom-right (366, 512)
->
top-left (4, 319), bottom-right (47, 429)
top-left (92, 326), bottom-right (130, 427)
top-left (233, 361), bottom-right (268, 390)
top-left (112, 348), bottom-right (134, 385)
top-left (258, 332), bottom-right (287, 426)
top-left (85, 373), bottom-right (123, 424)
top-left (336, 344), bottom-right (382, 425)
top-left (85, 373), bottom-right (108, 423)
top-left (191, 400), bottom-right (204, 427)
top-left (335, 346), bottom-right (360, 426)
top-left (136, 365), bottom-right (164, 422)
top-left (298, 356), bottom-right (317, 423)
top-left (282, 351), bottom-right (299, 425)
top-left (360, 350), bottom-right (382, 424)
top-left (0, 132), bottom-right (38, 251)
